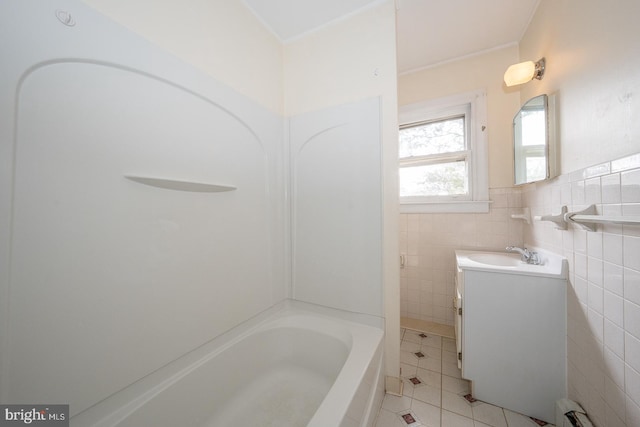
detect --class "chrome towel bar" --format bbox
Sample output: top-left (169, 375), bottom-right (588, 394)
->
top-left (535, 204), bottom-right (640, 231)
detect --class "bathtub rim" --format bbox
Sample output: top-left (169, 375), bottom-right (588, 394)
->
top-left (70, 299), bottom-right (384, 427)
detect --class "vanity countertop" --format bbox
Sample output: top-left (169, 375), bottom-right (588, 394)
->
top-left (455, 249), bottom-right (568, 279)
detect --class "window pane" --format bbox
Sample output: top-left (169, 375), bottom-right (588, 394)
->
top-left (521, 110), bottom-right (545, 146)
top-left (399, 161), bottom-right (468, 197)
top-left (525, 156), bottom-right (546, 182)
top-left (399, 116), bottom-right (465, 158)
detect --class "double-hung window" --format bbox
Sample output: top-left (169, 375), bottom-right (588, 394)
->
top-left (399, 90), bottom-right (489, 213)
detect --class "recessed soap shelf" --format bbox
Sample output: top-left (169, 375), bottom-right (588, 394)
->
top-left (125, 175), bottom-right (236, 193)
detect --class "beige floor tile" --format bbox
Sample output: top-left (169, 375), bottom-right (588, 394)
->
top-left (417, 367), bottom-right (442, 388)
top-left (411, 399), bottom-right (441, 427)
top-left (418, 356), bottom-right (442, 372)
top-left (381, 393), bottom-right (412, 413)
top-left (503, 409), bottom-right (552, 427)
top-left (376, 321), bottom-right (546, 427)
top-left (442, 375), bottom-right (470, 394)
top-left (442, 410), bottom-right (474, 427)
top-left (442, 360), bottom-right (462, 379)
top-left (412, 383), bottom-right (442, 406)
top-left (471, 402), bottom-right (508, 427)
top-left (374, 408), bottom-right (408, 427)
top-left (442, 390), bottom-right (473, 418)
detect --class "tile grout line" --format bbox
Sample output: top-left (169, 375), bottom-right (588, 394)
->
top-left (440, 340), bottom-right (443, 427)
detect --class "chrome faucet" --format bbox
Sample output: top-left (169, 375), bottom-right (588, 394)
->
top-left (506, 246), bottom-right (541, 265)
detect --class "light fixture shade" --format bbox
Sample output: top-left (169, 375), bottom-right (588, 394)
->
top-left (504, 61), bottom-right (536, 86)
top-left (503, 58), bottom-right (545, 87)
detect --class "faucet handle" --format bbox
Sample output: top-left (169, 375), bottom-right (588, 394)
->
top-left (506, 246), bottom-right (533, 262)
top-left (527, 251), bottom-right (541, 265)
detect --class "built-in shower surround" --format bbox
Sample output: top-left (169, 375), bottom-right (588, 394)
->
top-left (0, 0), bottom-right (396, 418)
top-left (1, 1), bottom-right (285, 414)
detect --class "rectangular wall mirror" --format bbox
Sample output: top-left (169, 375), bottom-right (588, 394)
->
top-left (513, 94), bottom-right (556, 185)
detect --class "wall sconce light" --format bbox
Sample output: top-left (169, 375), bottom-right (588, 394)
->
top-left (503, 58), bottom-right (545, 87)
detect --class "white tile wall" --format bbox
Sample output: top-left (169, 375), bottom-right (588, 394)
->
top-left (523, 152), bottom-right (640, 427)
top-left (398, 152), bottom-right (640, 426)
top-left (399, 188), bottom-right (525, 325)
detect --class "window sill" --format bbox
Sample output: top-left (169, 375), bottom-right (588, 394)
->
top-left (399, 200), bottom-right (491, 214)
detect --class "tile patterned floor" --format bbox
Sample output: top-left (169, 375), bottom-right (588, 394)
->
top-left (372, 329), bottom-right (555, 427)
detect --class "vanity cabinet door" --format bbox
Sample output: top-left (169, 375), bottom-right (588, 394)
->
top-left (458, 268), bottom-right (566, 422)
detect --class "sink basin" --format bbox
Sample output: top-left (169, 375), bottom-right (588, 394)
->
top-left (455, 249), bottom-right (568, 279)
top-left (466, 253), bottom-right (521, 267)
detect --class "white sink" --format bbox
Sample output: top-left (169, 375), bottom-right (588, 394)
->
top-left (466, 253), bottom-right (522, 267)
top-left (454, 248), bottom-right (567, 421)
top-left (455, 249), bottom-right (567, 278)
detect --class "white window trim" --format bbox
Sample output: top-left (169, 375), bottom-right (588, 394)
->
top-left (399, 89), bottom-right (490, 213)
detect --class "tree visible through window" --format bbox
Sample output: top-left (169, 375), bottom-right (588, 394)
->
top-left (398, 90), bottom-right (489, 213)
top-left (399, 115), bottom-right (470, 198)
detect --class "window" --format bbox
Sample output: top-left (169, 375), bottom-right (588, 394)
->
top-left (400, 112), bottom-right (469, 198)
top-left (399, 90), bottom-right (489, 213)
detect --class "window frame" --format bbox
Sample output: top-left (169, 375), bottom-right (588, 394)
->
top-left (399, 90), bottom-right (489, 213)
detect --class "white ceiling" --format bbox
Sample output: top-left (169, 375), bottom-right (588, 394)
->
top-left (243, 0), bottom-right (540, 74)
top-left (396, 0), bottom-right (540, 73)
top-left (242, 0), bottom-right (386, 41)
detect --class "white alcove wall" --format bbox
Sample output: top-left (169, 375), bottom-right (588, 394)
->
top-left (290, 98), bottom-right (383, 317)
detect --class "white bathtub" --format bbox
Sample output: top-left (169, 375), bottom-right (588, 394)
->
top-left (71, 301), bottom-right (385, 427)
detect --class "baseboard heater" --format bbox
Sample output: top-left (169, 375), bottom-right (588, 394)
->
top-left (555, 399), bottom-right (593, 427)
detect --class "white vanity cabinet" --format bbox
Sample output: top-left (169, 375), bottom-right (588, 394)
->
top-left (454, 250), bottom-right (567, 423)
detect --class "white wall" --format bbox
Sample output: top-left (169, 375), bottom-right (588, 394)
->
top-left (518, 0), bottom-right (640, 174)
top-left (399, 45), bottom-right (523, 190)
top-left (284, 0), bottom-right (401, 391)
top-left (82, 0), bottom-right (284, 115)
top-left (518, 1), bottom-right (640, 425)
top-left (397, 46), bottom-right (525, 326)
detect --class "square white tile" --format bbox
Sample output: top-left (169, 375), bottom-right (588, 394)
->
top-left (471, 402), bottom-right (507, 427)
top-left (375, 328), bottom-right (561, 427)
